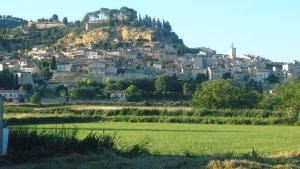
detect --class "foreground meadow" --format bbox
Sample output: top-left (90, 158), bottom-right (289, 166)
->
top-left (13, 122), bottom-right (300, 156)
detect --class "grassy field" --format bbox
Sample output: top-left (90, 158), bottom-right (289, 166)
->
top-left (13, 122), bottom-right (300, 156)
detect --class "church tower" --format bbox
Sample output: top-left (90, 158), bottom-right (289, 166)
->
top-left (228, 43), bottom-right (236, 60)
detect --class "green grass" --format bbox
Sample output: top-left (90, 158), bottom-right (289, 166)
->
top-left (12, 122), bottom-right (300, 156)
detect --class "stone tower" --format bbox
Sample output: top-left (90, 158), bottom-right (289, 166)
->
top-left (228, 43), bottom-right (236, 60)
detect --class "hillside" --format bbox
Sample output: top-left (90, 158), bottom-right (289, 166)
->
top-left (0, 7), bottom-right (190, 54)
top-left (57, 7), bottom-right (185, 50)
top-left (58, 25), bottom-right (182, 48)
top-left (0, 15), bottom-right (27, 29)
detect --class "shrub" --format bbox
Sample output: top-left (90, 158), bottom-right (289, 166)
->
top-left (29, 92), bottom-right (41, 105)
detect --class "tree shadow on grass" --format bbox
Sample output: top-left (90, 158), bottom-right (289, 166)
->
top-left (11, 127), bottom-right (243, 133)
top-left (1, 149), bottom-right (299, 169)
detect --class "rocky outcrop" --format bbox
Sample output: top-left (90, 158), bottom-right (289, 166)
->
top-left (57, 26), bottom-right (179, 48)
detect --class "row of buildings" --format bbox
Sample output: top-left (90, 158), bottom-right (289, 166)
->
top-left (0, 43), bottom-right (300, 101)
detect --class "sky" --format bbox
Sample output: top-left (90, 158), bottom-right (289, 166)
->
top-left (1, 0), bottom-right (300, 62)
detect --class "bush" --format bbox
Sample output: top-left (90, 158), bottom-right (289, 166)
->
top-left (69, 88), bottom-right (96, 99)
top-left (29, 92), bottom-right (41, 105)
top-left (192, 79), bottom-right (261, 109)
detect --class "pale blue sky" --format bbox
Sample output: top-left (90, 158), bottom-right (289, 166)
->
top-left (1, 0), bottom-right (300, 62)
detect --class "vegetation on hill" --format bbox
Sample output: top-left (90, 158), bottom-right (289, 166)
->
top-left (0, 26), bottom-right (66, 52)
top-left (0, 7), bottom-right (196, 54)
top-left (0, 15), bottom-right (27, 28)
top-left (83, 7), bottom-right (172, 31)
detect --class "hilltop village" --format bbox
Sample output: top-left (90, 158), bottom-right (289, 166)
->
top-left (0, 7), bottom-right (299, 103)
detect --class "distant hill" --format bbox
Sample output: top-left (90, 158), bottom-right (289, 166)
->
top-left (0, 15), bottom-right (28, 28)
top-left (0, 7), bottom-right (197, 54)
top-left (58, 7), bottom-right (185, 50)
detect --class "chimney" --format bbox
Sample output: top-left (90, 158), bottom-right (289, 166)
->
top-left (0, 96), bottom-right (3, 154)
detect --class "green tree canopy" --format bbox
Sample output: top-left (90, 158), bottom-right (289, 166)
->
top-left (183, 82), bottom-right (196, 97)
top-left (50, 14), bottom-right (59, 22)
top-left (0, 69), bottom-right (16, 90)
top-left (192, 79), bottom-right (260, 109)
top-left (259, 78), bottom-right (300, 110)
top-left (125, 85), bottom-right (142, 102)
top-left (155, 75), bottom-right (182, 94)
top-left (50, 56), bottom-right (57, 70)
top-left (62, 17), bottom-right (68, 25)
top-left (30, 92), bottom-right (41, 105)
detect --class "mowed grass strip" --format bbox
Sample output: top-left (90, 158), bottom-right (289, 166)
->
top-left (12, 122), bottom-right (300, 156)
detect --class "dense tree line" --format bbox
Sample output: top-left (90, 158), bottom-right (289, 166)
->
top-left (0, 15), bottom-right (27, 28)
top-left (192, 79), bottom-right (261, 109)
top-left (0, 26), bottom-right (70, 52)
top-left (191, 78), bottom-right (300, 111)
top-left (52, 75), bottom-right (300, 111)
top-left (259, 78), bottom-right (300, 111)
top-left (0, 69), bottom-right (18, 90)
top-left (83, 7), bottom-right (173, 31)
top-left (58, 75), bottom-right (206, 101)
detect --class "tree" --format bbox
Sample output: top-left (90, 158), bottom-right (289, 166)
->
top-left (30, 92), bottom-right (41, 105)
top-left (41, 67), bottom-right (53, 79)
top-left (163, 20), bottom-right (172, 31)
top-left (20, 84), bottom-right (33, 93)
top-left (59, 89), bottom-right (69, 104)
top-left (223, 72), bottom-right (232, 79)
top-left (132, 78), bottom-right (155, 93)
top-left (50, 14), bottom-right (59, 22)
top-left (125, 85), bottom-right (142, 102)
top-left (192, 79), bottom-right (260, 109)
top-left (183, 82), bottom-right (196, 97)
top-left (138, 14), bottom-right (143, 26)
top-left (155, 75), bottom-right (182, 94)
top-left (156, 19), bottom-right (162, 28)
top-left (0, 15), bottom-right (27, 28)
top-left (69, 88), bottom-right (96, 99)
top-left (0, 69), bottom-right (15, 90)
top-left (155, 76), bottom-right (168, 94)
top-left (152, 18), bottom-right (157, 28)
top-left (13, 73), bottom-right (19, 90)
top-left (56, 85), bottom-right (68, 99)
top-left (196, 73), bottom-right (208, 83)
top-left (259, 77), bottom-right (300, 110)
top-left (62, 17), bottom-right (68, 25)
top-left (50, 56), bottom-right (57, 70)
top-left (267, 74), bottom-right (280, 84)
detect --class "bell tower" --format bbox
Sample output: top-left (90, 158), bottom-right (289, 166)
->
top-left (228, 43), bottom-right (236, 59)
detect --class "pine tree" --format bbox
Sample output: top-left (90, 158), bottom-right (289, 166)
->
top-left (148, 16), bottom-right (152, 27)
top-left (143, 15), bottom-right (149, 27)
top-left (157, 19), bottom-right (162, 28)
top-left (14, 74), bottom-right (19, 90)
top-left (163, 20), bottom-right (172, 31)
top-left (138, 14), bottom-right (143, 26)
top-left (152, 18), bottom-right (157, 28)
top-left (50, 56), bottom-right (57, 70)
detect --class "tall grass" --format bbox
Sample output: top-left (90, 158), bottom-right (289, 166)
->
top-left (6, 128), bottom-right (115, 163)
top-left (1, 128), bottom-right (150, 164)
